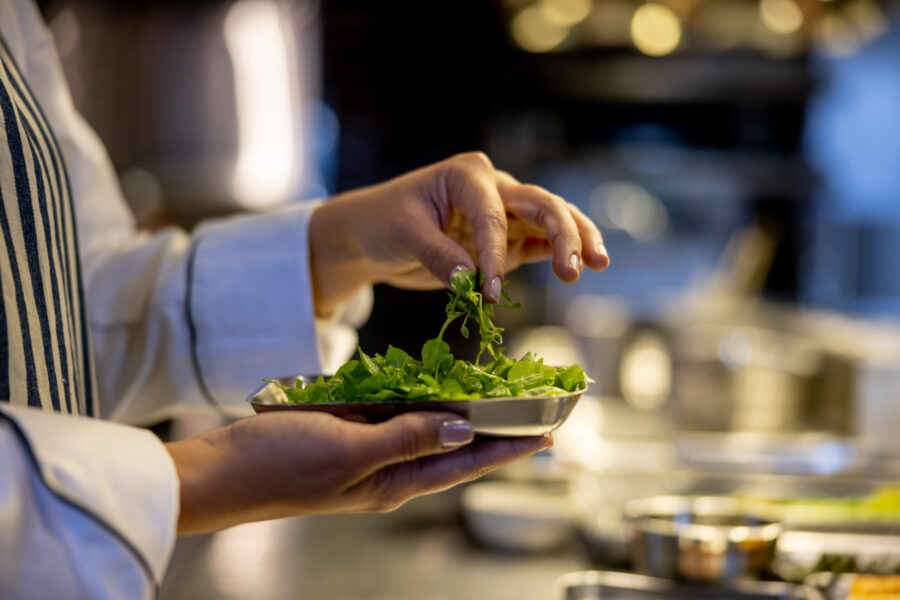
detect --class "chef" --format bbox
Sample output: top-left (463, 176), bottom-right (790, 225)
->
top-left (0, 0), bottom-right (609, 597)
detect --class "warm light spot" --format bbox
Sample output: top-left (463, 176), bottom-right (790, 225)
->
top-left (630, 3), bottom-right (681, 57)
top-left (225, 0), bottom-right (298, 206)
top-left (511, 5), bottom-right (569, 53)
top-left (620, 330), bottom-right (671, 411)
top-left (590, 181), bottom-right (669, 241)
top-left (760, 0), bottom-right (804, 35)
top-left (537, 0), bottom-right (593, 28)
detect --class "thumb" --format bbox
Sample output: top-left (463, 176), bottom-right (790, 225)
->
top-left (353, 412), bottom-right (474, 475)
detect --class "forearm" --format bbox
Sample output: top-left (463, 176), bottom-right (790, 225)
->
top-left (166, 436), bottom-right (244, 536)
top-left (308, 192), bottom-right (380, 317)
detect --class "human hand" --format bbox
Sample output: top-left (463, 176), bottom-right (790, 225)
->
top-left (309, 152), bottom-right (609, 316)
top-left (166, 411), bottom-right (550, 535)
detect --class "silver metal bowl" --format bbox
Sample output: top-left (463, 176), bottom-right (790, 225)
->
top-left (247, 376), bottom-right (585, 436)
top-left (558, 570), bottom-right (803, 600)
top-left (624, 495), bottom-right (782, 583)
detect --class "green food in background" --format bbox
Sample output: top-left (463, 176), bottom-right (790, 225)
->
top-left (269, 269), bottom-right (589, 403)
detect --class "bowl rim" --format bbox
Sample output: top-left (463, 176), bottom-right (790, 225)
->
top-left (624, 494), bottom-right (783, 542)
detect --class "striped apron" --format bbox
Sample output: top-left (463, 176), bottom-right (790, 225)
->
top-left (0, 36), bottom-right (95, 417)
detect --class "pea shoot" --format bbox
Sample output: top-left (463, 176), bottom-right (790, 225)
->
top-left (268, 269), bottom-right (588, 403)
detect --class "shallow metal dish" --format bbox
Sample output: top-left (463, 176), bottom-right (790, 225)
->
top-left (247, 376), bottom-right (585, 436)
top-left (624, 495), bottom-right (782, 583)
top-left (558, 570), bottom-right (804, 600)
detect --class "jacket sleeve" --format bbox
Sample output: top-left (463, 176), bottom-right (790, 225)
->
top-left (0, 403), bottom-right (178, 600)
top-left (6, 0), bottom-right (371, 426)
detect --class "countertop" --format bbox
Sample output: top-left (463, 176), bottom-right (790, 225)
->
top-left (160, 488), bottom-right (589, 600)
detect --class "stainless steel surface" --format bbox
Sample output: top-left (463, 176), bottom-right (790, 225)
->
top-left (558, 570), bottom-right (804, 600)
top-left (161, 491), bottom-right (589, 600)
top-left (624, 495), bottom-right (782, 582)
top-left (248, 376), bottom-right (585, 436)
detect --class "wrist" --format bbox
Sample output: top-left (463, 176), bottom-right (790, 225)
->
top-left (166, 434), bottom-right (239, 535)
top-left (308, 197), bottom-right (377, 317)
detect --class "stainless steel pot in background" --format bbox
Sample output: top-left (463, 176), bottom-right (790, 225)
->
top-left (45, 0), bottom-right (327, 226)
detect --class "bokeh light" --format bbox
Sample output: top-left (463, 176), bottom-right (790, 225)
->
top-left (537, 0), bottom-right (593, 28)
top-left (590, 181), bottom-right (669, 241)
top-left (512, 4), bottom-right (570, 52)
top-left (225, 0), bottom-right (298, 206)
top-left (620, 330), bottom-right (672, 411)
top-left (630, 3), bottom-right (682, 57)
top-left (760, 0), bottom-right (804, 35)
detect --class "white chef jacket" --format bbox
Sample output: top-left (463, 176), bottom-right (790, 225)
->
top-left (0, 0), bottom-right (370, 598)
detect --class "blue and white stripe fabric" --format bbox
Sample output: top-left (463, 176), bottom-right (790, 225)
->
top-left (0, 36), bottom-right (94, 416)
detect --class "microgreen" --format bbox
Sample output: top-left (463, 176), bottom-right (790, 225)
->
top-left (269, 269), bottom-right (588, 403)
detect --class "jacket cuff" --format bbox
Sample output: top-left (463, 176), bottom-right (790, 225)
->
top-left (0, 404), bottom-right (179, 591)
top-left (187, 202), bottom-right (372, 410)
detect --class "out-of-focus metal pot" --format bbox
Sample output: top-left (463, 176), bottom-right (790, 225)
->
top-left (625, 495), bottom-right (782, 582)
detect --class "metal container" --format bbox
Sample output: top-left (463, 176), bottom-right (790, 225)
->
top-left (558, 570), bottom-right (804, 600)
top-left (624, 495), bottom-right (782, 582)
top-left (461, 480), bottom-right (575, 553)
top-left (248, 376), bottom-right (584, 436)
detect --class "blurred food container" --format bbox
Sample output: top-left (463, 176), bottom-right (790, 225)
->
top-left (461, 481), bottom-right (576, 553)
top-left (624, 495), bottom-right (781, 582)
top-left (558, 570), bottom-right (803, 600)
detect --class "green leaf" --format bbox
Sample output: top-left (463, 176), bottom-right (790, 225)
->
top-left (422, 338), bottom-right (452, 372)
top-left (556, 364), bottom-right (587, 392)
top-left (384, 345), bottom-right (411, 368)
top-left (357, 373), bottom-right (392, 394)
top-left (417, 373), bottom-right (441, 394)
top-left (508, 360), bottom-right (557, 387)
top-left (358, 347), bottom-right (380, 375)
top-left (450, 268), bottom-right (477, 294)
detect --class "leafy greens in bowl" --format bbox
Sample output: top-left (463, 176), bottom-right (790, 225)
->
top-left (266, 269), bottom-right (589, 403)
top-left (249, 269), bottom-right (589, 435)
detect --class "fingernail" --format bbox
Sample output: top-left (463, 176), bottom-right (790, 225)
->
top-left (569, 253), bottom-right (582, 274)
top-left (596, 243), bottom-right (608, 259)
top-left (486, 276), bottom-right (501, 303)
top-left (440, 419), bottom-right (474, 448)
top-left (450, 264), bottom-right (468, 279)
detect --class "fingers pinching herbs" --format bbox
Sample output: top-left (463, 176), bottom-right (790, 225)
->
top-left (401, 214), bottom-right (475, 289)
top-left (441, 153), bottom-right (508, 302)
top-left (497, 179), bottom-right (584, 283)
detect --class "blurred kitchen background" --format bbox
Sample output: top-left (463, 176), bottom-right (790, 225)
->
top-left (36, 0), bottom-right (900, 598)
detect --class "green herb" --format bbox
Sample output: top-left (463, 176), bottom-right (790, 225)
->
top-left (270, 269), bottom-right (588, 403)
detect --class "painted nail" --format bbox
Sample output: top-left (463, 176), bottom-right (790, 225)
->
top-left (450, 264), bottom-right (468, 279)
top-left (569, 253), bottom-right (582, 274)
top-left (440, 419), bottom-right (474, 448)
top-left (486, 276), bottom-right (502, 302)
